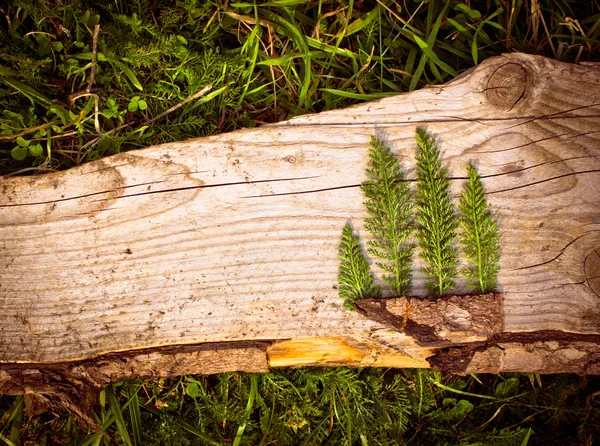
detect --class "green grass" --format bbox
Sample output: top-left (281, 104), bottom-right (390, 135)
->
top-left (1, 370), bottom-right (599, 445)
top-left (1, 0), bottom-right (600, 444)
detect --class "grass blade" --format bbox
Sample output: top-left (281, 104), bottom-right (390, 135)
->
top-left (257, 51), bottom-right (324, 66)
top-left (79, 432), bottom-right (103, 446)
top-left (76, 52), bottom-right (143, 90)
top-left (472, 8), bottom-right (504, 64)
top-left (413, 34), bottom-right (457, 77)
top-left (346, 5), bottom-right (380, 36)
top-left (8, 396), bottom-right (23, 446)
top-left (326, 0), bottom-right (353, 69)
top-left (429, 379), bottom-right (497, 400)
top-left (0, 433), bottom-right (17, 446)
top-left (142, 404), bottom-right (222, 446)
top-left (106, 57), bottom-right (143, 91)
top-left (237, 6), bottom-right (262, 106)
top-left (259, 10), bottom-right (312, 111)
top-left (232, 0), bottom-right (312, 6)
top-left (2, 79), bottom-right (55, 107)
top-left (181, 85), bottom-right (229, 116)
top-left (306, 37), bottom-right (356, 58)
top-left (125, 382), bottom-right (142, 446)
top-left (106, 385), bottom-right (133, 446)
top-left (233, 374), bottom-right (258, 446)
top-left (408, 1), bottom-right (455, 90)
top-left (521, 427), bottom-right (533, 445)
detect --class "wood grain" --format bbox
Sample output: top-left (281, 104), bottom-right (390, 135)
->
top-left (1, 53), bottom-right (599, 371)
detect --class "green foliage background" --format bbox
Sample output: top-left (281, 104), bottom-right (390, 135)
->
top-left (3, 368), bottom-right (600, 445)
top-left (1, 0), bottom-right (600, 444)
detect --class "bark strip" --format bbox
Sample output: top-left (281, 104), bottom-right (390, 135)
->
top-left (355, 293), bottom-right (503, 346)
top-left (428, 331), bottom-right (600, 375)
top-left (0, 341), bottom-right (270, 429)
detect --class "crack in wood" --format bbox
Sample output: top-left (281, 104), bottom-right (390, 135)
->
top-left (243, 170), bottom-right (545, 198)
top-left (490, 170), bottom-right (600, 194)
top-left (242, 183), bottom-right (359, 198)
top-left (481, 155), bottom-right (600, 177)
top-left (585, 248), bottom-right (600, 297)
top-left (28, 161), bottom-right (597, 207)
top-left (0, 188), bottom-right (122, 207)
top-left (277, 110), bottom-right (600, 129)
top-left (511, 231), bottom-right (600, 272)
top-left (0, 176), bottom-right (321, 209)
top-left (478, 133), bottom-right (571, 154)
top-left (115, 176), bottom-right (321, 199)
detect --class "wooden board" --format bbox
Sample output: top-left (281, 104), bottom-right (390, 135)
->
top-left (1, 53), bottom-right (600, 378)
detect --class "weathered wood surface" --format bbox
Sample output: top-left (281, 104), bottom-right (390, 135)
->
top-left (1, 53), bottom-right (600, 383)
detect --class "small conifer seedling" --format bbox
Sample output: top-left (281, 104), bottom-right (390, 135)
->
top-left (338, 223), bottom-right (381, 310)
top-left (361, 136), bottom-right (415, 296)
top-left (458, 162), bottom-right (501, 292)
top-left (414, 128), bottom-right (459, 296)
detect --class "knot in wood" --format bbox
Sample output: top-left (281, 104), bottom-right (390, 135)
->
top-left (584, 249), bottom-right (600, 298)
top-left (485, 63), bottom-right (528, 109)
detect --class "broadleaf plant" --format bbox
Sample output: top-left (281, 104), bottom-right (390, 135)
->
top-left (361, 136), bottom-right (415, 296)
top-left (414, 128), bottom-right (459, 296)
top-left (458, 162), bottom-right (501, 292)
top-left (338, 223), bottom-right (381, 310)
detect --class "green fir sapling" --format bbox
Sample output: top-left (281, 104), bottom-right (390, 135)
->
top-left (414, 128), bottom-right (459, 296)
top-left (338, 130), bottom-right (501, 310)
top-left (361, 136), bottom-right (415, 296)
top-left (337, 223), bottom-right (381, 310)
top-left (458, 162), bottom-right (501, 292)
